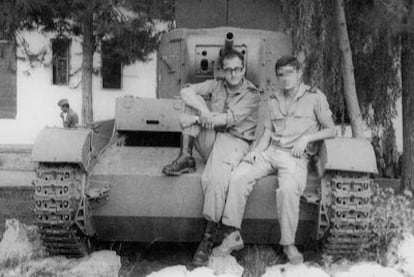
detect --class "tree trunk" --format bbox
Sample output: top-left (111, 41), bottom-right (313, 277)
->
top-left (401, 25), bottom-right (414, 191)
top-left (81, 10), bottom-right (94, 126)
top-left (335, 0), bottom-right (365, 138)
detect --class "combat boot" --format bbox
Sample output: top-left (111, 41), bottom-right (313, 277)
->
top-left (162, 134), bottom-right (196, 175)
top-left (192, 221), bottom-right (217, 266)
top-left (212, 229), bottom-right (244, 257)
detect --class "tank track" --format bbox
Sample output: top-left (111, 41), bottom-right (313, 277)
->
top-left (33, 163), bottom-right (89, 257)
top-left (323, 171), bottom-right (373, 257)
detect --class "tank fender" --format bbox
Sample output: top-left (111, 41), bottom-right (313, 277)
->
top-left (32, 127), bottom-right (92, 170)
top-left (317, 137), bottom-right (378, 175)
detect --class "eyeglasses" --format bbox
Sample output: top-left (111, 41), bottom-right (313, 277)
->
top-left (223, 66), bottom-right (243, 74)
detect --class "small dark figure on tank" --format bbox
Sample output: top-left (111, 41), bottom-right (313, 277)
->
top-left (57, 98), bottom-right (79, 128)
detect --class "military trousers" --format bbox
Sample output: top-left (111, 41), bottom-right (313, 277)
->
top-left (181, 110), bottom-right (250, 223)
top-left (221, 145), bottom-right (309, 245)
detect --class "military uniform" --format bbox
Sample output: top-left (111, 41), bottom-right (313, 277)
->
top-left (57, 98), bottom-right (79, 129)
top-left (180, 78), bottom-right (260, 223)
top-left (221, 83), bottom-right (335, 245)
top-left (61, 108), bottom-right (79, 128)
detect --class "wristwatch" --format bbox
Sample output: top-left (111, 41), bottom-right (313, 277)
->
top-left (195, 116), bottom-right (200, 124)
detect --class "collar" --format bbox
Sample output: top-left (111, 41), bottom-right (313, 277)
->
top-left (293, 83), bottom-right (309, 101)
top-left (223, 77), bottom-right (256, 96)
top-left (271, 83), bottom-right (309, 101)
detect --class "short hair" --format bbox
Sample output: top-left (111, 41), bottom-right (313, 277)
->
top-left (275, 55), bottom-right (301, 74)
top-left (219, 49), bottom-right (244, 68)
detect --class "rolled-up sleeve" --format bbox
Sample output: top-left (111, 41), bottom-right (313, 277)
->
top-left (180, 79), bottom-right (215, 97)
top-left (226, 91), bottom-right (260, 128)
top-left (315, 92), bottom-right (335, 129)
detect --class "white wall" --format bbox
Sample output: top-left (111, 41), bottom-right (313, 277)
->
top-left (0, 31), bottom-right (157, 145)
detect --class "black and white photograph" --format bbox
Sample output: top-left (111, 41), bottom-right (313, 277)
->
top-left (0, 0), bottom-right (414, 276)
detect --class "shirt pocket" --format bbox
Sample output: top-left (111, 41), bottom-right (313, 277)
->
top-left (293, 105), bottom-right (314, 119)
top-left (270, 109), bottom-right (285, 131)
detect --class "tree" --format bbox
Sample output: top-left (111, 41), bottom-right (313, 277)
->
top-left (365, 0), bottom-right (414, 190)
top-left (279, 0), bottom-right (366, 136)
top-left (399, 1), bottom-right (414, 191)
top-left (1, 0), bottom-right (174, 125)
top-left (335, 0), bottom-right (364, 138)
top-left (280, 0), bottom-right (402, 179)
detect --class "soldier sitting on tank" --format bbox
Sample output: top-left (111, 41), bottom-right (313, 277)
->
top-left (162, 49), bottom-right (261, 266)
top-left (57, 98), bottom-right (79, 128)
top-left (211, 55), bottom-right (337, 264)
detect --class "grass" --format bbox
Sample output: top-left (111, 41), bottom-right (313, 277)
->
top-left (237, 245), bottom-right (285, 277)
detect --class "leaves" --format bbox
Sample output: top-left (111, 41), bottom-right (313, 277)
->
top-left (1, 0), bottom-right (172, 65)
top-left (366, 184), bottom-right (414, 263)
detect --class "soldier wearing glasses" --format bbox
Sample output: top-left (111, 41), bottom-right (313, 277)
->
top-left (162, 49), bottom-right (260, 266)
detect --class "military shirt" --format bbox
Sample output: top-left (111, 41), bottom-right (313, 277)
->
top-left (264, 83), bottom-right (335, 155)
top-left (181, 78), bottom-right (260, 142)
top-left (61, 109), bottom-right (79, 128)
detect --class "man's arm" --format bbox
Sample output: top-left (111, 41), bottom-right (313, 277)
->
top-left (252, 127), bottom-right (272, 152)
top-left (179, 91), bottom-right (227, 129)
top-left (291, 92), bottom-right (337, 157)
top-left (244, 128), bottom-right (272, 164)
top-left (180, 88), bottom-right (211, 115)
top-left (204, 88), bottom-right (260, 129)
top-left (291, 128), bottom-right (336, 158)
top-left (180, 80), bottom-right (219, 128)
top-left (179, 113), bottom-right (227, 129)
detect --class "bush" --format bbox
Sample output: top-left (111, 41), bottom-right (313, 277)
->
top-left (364, 184), bottom-right (414, 264)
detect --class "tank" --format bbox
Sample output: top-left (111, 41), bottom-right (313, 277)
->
top-left (31, 27), bottom-right (378, 257)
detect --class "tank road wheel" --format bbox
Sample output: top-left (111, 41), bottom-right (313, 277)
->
top-left (33, 163), bottom-right (93, 257)
top-left (321, 171), bottom-right (374, 258)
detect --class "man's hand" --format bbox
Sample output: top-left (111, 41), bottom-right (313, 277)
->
top-left (179, 114), bottom-right (199, 129)
top-left (60, 112), bottom-right (64, 120)
top-left (243, 151), bottom-right (261, 164)
top-left (200, 110), bottom-right (215, 129)
top-left (291, 136), bottom-right (309, 158)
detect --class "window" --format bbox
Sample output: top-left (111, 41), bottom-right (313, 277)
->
top-left (101, 41), bottom-right (122, 89)
top-left (52, 38), bottom-right (70, 85)
top-left (0, 41), bottom-right (16, 119)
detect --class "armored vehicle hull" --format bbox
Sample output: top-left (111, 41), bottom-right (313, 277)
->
top-left (31, 27), bottom-right (378, 258)
top-left (90, 146), bottom-right (319, 244)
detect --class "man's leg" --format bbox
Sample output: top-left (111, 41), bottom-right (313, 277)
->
top-left (213, 151), bottom-right (274, 256)
top-left (162, 133), bottom-right (196, 175)
top-left (201, 133), bottom-right (250, 223)
top-left (192, 220), bottom-right (217, 266)
top-left (274, 150), bottom-right (308, 264)
top-left (162, 105), bottom-right (214, 175)
top-left (193, 133), bottom-right (249, 265)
